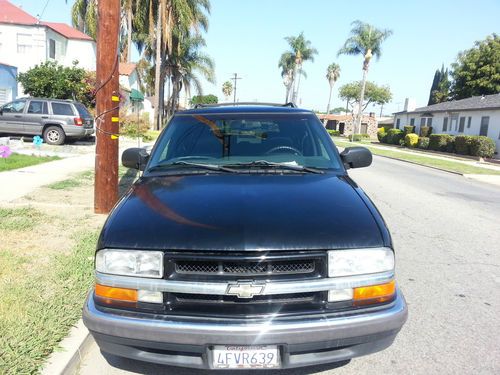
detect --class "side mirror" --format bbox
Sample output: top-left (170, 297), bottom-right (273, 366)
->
top-left (122, 147), bottom-right (149, 171)
top-left (340, 146), bottom-right (372, 169)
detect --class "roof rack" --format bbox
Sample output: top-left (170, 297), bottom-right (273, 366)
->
top-left (193, 102), bottom-right (296, 109)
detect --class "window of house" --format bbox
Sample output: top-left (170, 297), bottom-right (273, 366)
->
top-left (443, 117), bottom-right (448, 131)
top-left (450, 113), bottom-right (459, 131)
top-left (410, 118), bottom-right (415, 126)
top-left (458, 117), bottom-right (466, 133)
top-left (28, 101), bottom-right (48, 115)
top-left (480, 116), bottom-right (489, 136)
top-left (420, 118), bottom-right (426, 126)
top-left (17, 33), bottom-right (32, 54)
top-left (467, 117), bottom-right (472, 128)
top-left (420, 117), bottom-right (433, 127)
top-left (396, 118), bottom-right (400, 129)
top-left (51, 102), bottom-right (74, 116)
top-left (49, 39), bottom-right (56, 59)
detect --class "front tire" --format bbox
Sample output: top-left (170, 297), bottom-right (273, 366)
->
top-left (43, 126), bottom-right (66, 145)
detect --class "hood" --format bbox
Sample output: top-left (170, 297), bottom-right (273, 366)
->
top-left (98, 174), bottom-right (385, 251)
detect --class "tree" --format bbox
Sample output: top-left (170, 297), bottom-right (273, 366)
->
top-left (191, 94), bottom-right (218, 106)
top-left (330, 106), bottom-right (346, 114)
top-left (338, 81), bottom-right (392, 112)
top-left (17, 61), bottom-right (95, 108)
top-left (71, 0), bottom-right (97, 39)
top-left (278, 52), bottom-right (295, 103)
top-left (450, 33), bottom-right (500, 99)
top-left (136, 58), bottom-right (155, 96)
top-left (325, 63), bottom-right (341, 115)
top-left (222, 81), bottom-right (233, 101)
top-left (427, 69), bottom-right (441, 105)
top-left (338, 20), bottom-right (392, 135)
top-left (428, 65), bottom-right (450, 105)
top-left (283, 32), bottom-right (318, 103)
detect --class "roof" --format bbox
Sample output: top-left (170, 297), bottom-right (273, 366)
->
top-left (42, 22), bottom-right (93, 41)
top-left (0, 0), bottom-right (38, 25)
top-left (0, 1), bottom-right (93, 41)
top-left (180, 104), bottom-right (312, 115)
top-left (395, 93), bottom-right (500, 114)
top-left (317, 113), bottom-right (374, 121)
top-left (119, 63), bottom-right (137, 76)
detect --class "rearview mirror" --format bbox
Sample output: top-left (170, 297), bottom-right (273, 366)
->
top-left (340, 147), bottom-right (372, 169)
top-left (122, 148), bottom-right (149, 171)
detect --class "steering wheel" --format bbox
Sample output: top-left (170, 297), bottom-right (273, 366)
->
top-left (265, 145), bottom-right (302, 156)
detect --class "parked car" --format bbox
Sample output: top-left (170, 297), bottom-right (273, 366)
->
top-left (0, 98), bottom-right (94, 145)
top-left (83, 103), bottom-right (407, 370)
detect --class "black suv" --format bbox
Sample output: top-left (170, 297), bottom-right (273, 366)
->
top-left (83, 103), bottom-right (407, 370)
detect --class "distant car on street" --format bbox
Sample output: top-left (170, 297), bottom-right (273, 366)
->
top-left (0, 98), bottom-right (94, 145)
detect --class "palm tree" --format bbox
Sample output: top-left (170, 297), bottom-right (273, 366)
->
top-left (222, 81), bottom-right (233, 101)
top-left (338, 20), bottom-right (392, 135)
top-left (121, 0), bottom-right (135, 62)
top-left (278, 52), bottom-right (295, 103)
top-left (283, 32), bottom-right (318, 103)
top-left (71, 0), bottom-right (97, 39)
top-left (325, 63), bottom-right (340, 114)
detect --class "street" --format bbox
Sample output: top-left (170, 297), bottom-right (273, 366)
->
top-left (78, 155), bottom-right (500, 375)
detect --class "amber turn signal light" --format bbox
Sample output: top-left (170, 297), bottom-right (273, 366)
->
top-left (95, 284), bottom-right (138, 302)
top-left (353, 280), bottom-right (396, 306)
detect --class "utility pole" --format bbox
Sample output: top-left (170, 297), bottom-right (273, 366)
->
top-left (231, 73), bottom-right (241, 104)
top-left (94, 0), bottom-right (120, 214)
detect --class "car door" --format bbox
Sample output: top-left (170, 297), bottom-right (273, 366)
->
top-left (24, 100), bottom-right (49, 135)
top-left (0, 99), bottom-right (28, 135)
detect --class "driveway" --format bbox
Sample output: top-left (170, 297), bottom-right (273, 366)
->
top-left (78, 156), bottom-right (500, 375)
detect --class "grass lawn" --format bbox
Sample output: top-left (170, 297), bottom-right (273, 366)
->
top-left (333, 138), bottom-right (500, 175)
top-left (0, 153), bottom-right (60, 172)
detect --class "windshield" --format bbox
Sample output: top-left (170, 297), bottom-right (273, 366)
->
top-left (147, 112), bottom-right (342, 172)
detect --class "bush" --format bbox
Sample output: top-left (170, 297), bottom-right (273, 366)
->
top-left (327, 129), bottom-right (340, 136)
top-left (404, 133), bottom-right (419, 148)
top-left (377, 127), bottom-right (387, 143)
top-left (386, 129), bottom-right (404, 145)
top-left (417, 137), bottom-right (430, 149)
top-left (469, 136), bottom-right (495, 158)
top-left (429, 134), bottom-right (454, 152)
top-left (454, 135), bottom-right (473, 155)
top-left (420, 126), bottom-right (432, 137)
top-left (403, 125), bottom-right (415, 135)
top-left (446, 137), bottom-right (455, 153)
top-left (348, 133), bottom-right (370, 142)
top-left (120, 113), bottom-right (153, 140)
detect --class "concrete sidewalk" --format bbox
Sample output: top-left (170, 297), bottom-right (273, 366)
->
top-left (0, 153), bottom-right (95, 203)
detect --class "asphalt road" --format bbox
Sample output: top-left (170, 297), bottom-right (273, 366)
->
top-left (78, 156), bottom-right (500, 375)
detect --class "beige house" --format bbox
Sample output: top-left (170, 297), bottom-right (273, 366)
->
top-left (317, 113), bottom-right (378, 137)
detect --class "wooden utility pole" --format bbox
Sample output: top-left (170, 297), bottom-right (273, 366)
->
top-left (231, 73), bottom-right (241, 104)
top-left (94, 0), bottom-right (120, 214)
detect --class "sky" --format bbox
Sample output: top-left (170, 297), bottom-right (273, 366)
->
top-left (11, 0), bottom-right (500, 115)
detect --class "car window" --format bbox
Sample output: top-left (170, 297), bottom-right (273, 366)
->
top-left (149, 113), bottom-right (342, 170)
top-left (51, 102), bottom-right (75, 116)
top-left (27, 101), bottom-right (48, 115)
top-left (2, 100), bottom-right (26, 113)
top-left (74, 103), bottom-right (92, 118)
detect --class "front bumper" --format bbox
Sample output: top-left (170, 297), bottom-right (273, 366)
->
top-left (83, 290), bottom-right (408, 369)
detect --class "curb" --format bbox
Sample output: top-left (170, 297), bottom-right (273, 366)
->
top-left (41, 320), bottom-right (93, 375)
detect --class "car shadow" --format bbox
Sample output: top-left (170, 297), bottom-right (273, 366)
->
top-left (102, 352), bottom-right (350, 375)
top-left (119, 168), bottom-right (139, 197)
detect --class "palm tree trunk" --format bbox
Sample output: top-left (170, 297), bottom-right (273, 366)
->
top-left (355, 67), bottom-right (368, 138)
top-left (153, 2), bottom-right (162, 130)
top-left (326, 84), bottom-right (333, 114)
top-left (295, 65), bottom-right (303, 104)
top-left (126, 6), bottom-right (132, 62)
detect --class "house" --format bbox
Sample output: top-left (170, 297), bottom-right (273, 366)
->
top-left (317, 113), bottom-right (378, 137)
top-left (393, 93), bottom-right (500, 157)
top-left (0, 62), bottom-right (17, 105)
top-left (0, 0), bottom-right (96, 95)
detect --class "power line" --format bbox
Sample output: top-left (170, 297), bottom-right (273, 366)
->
top-left (230, 73), bottom-right (242, 104)
top-left (38, 0), bottom-right (51, 21)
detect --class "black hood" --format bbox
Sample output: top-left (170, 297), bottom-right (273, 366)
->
top-left (98, 173), bottom-right (386, 251)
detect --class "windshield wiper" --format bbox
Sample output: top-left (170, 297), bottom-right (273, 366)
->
top-left (225, 160), bottom-right (324, 174)
top-left (148, 161), bottom-right (237, 173)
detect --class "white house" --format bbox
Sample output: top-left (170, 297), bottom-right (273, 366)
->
top-left (0, 0), bottom-right (95, 96)
top-left (394, 94), bottom-right (500, 158)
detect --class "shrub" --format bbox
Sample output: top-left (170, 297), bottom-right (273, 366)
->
top-left (120, 113), bottom-right (152, 140)
top-left (469, 136), bottom-right (495, 158)
top-left (377, 127), bottom-right (387, 143)
top-left (348, 133), bottom-right (370, 142)
top-left (454, 135), bottom-right (473, 155)
top-left (417, 137), bottom-right (430, 149)
top-left (420, 126), bottom-right (432, 137)
top-left (403, 125), bottom-right (415, 135)
top-left (327, 129), bottom-right (340, 136)
top-left (446, 137), bottom-right (455, 153)
top-left (404, 133), bottom-right (419, 148)
top-left (429, 134), bottom-right (454, 152)
top-left (386, 129), bottom-right (404, 145)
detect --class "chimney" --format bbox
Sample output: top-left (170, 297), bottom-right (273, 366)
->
top-left (404, 98), bottom-right (416, 112)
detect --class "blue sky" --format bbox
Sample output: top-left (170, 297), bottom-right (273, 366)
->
top-left (12, 0), bottom-right (500, 114)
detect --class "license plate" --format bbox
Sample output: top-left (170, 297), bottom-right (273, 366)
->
top-left (212, 345), bottom-right (280, 369)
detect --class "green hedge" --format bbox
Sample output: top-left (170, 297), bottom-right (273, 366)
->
top-left (417, 137), bottom-right (429, 149)
top-left (429, 134), bottom-right (454, 152)
top-left (377, 127), bottom-right (387, 143)
top-left (386, 129), bottom-right (404, 145)
top-left (348, 133), bottom-right (370, 141)
top-left (454, 135), bottom-right (473, 155)
top-left (403, 125), bottom-right (415, 135)
top-left (327, 129), bottom-right (340, 136)
top-left (404, 133), bottom-right (419, 148)
top-left (469, 136), bottom-right (495, 158)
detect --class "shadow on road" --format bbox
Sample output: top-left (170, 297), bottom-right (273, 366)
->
top-left (102, 353), bottom-right (350, 374)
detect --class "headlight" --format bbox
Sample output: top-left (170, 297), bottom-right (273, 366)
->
top-left (328, 248), bottom-right (394, 277)
top-left (95, 249), bottom-right (163, 278)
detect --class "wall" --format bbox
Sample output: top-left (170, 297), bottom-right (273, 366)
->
top-left (0, 24), bottom-right (46, 74)
top-left (64, 39), bottom-right (96, 71)
top-left (0, 64), bottom-right (18, 104)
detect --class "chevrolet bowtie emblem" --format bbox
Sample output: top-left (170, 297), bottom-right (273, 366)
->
top-left (226, 282), bottom-right (265, 299)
